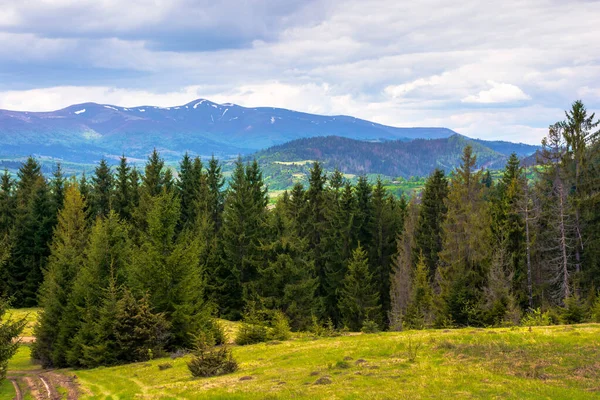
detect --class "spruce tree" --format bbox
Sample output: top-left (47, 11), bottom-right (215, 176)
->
top-left (257, 201), bottom-right (319, 330)
top-left (404, 253), bottom-right (434, 329)
top-left (113, 156), bottom-right (133, 221)
top-left (413, 169), bottom-right (449, 279)
top-left (304, 162), bottom-right (329, 315)
top-left (219, 159), bottom-right (268, 319)
top-left (50, 163), bottom-right (66, 213)
top-left (177, 153), bottom-right (201, 230)
top-left (65, 211), bottom-right (131, 366)
top-left (128, 189), bottom-right (207, 347)
top-left (389, 199), bottom-right (418, 330)
top-left (206, 156), bottom-right (225, 231)
top-left (338, 244), bottom-right (381, 331)
top-left (438, 146), bottom-right (492, 326)
top-left (91, 158), bottom-right (113, 218)
top-left (33, 185), bottom-right (88, 367)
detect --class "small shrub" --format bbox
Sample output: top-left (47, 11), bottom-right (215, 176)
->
top-left (158, 363), bottom-right (172, 370)
top-left (269, 311), bottom-right (291, 341)
top-left (361, 319), bottom-right (380, 334)
top-left (235, 323), bottom-right (268, 345)
top-left (521, 308), bottom-right (551, 327)
top-left (335, 360), bottom-right (350, 369)
top-left (591, 294), bottom-right (600, 323)
top-left (187, 346), bottom-right (238, 378)
top-left (560, 296), bottom-right (586, 324)
top-left (406, 337), bottom-right (422, 362)
top-left (309, 316), bottom-right (340, 337)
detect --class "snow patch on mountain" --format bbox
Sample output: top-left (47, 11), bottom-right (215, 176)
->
top-left (104, 106), bottom-right (118, 111)
top-left (74, 109), bottom-right (86, 114)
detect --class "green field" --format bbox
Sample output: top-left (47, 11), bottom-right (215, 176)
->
top-left (3, 318), bottom-right (599, 399)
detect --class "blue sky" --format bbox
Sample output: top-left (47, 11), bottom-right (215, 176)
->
top-left (1, 0), bottom-right (599, 144)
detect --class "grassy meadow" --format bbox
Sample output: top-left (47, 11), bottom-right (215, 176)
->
top-left (3, 313), bottom-right (599, 399)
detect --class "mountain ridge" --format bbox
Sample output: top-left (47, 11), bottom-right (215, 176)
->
top-left (0, 98), bottom-right (460, 163)
top-left (251, 134), bottom-right (538, 189)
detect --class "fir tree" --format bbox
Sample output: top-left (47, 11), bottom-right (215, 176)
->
top-left (65, 211), bottom-right (131, 366)
top-left (404, 253), bottom-right (434, 329)
top-left (218, 159), bottom-right (268, 319)
top-left (438, 146), bottom-right (492, 326)
top-left (128, 189), bottom-right (207, 347)
top-left (33, 185), bottom-right (88, 367)
top-left (91, 158), bottom-right (113, 218)
top-left (413, 169), bottom-right (449, 279)
top-left (113, 156), bottom-right (133, 221)
top-left (338, 244), bottom-right (381, 331)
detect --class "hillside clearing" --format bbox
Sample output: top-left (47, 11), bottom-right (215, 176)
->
top-left (3, 322), bottom-right (597, 399)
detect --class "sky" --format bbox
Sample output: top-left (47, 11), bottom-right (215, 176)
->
top-left (1, 0), bottom-right (599, 144)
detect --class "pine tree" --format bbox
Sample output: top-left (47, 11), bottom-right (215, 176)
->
top-left (369, 177), bottom-right (398, 319)
top-left (413, 169), bottom-right (449, 279)
top-left (404, 253), bottom-right (434, 329)
top-left (257, 201), bottom-right (319, 330)
top-left (177, 153), bottom-right (202, 230)
top-left (50, 163), bottom-right (66, 213)
top-left (389, 199), bottom-right (418, 330)
top-left (218, 159), bottom-right (268, 319)
top-left (0, 171), bottom-right (14, 296)
top-left (65, 211), bottom-right (131, 366)
top-left (438, 146), bottom-right (492, 326)
top-left (562, 101), bottom-right (599, 289)
top-left (143, 149), bottom-right (166, 197)
top-left (304, 162), bottom-right (329, 316)
top-left (490, 154), bottom-right (527, 307)
top-left (354, 176), bottom-right (373, 248)
top-left (113, 156), bottom-right (133, 221)
top-left (128, 189), bottom-right (207, 347)
top-left (206, 156), bottom-right (225, 231)
top-left (91, 158), bottom-right (113, 218)
top-left (536, 123), bottom-right (574, 303)
top-left (33, 185), bottom-right (88, 367)
top-left (338, 244), bottom-right (381, 331)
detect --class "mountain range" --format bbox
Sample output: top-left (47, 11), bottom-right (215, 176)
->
top-left (0, 99), bottom-right (459, 163)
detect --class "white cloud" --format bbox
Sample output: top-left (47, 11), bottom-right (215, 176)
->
top-left (462, 81), bottom-right (531, 104)
top-left (0, 0), bottom-right (599, 145)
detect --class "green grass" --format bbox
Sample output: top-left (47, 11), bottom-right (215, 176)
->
top-left (7, 345), bottom-right (38, 372)
top-left (72, 324), bottom-right (600, 399)
top-left (0, 380), bottom-right (14, 400)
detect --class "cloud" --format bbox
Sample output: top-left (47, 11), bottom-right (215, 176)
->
top-left (462, 81), bottom-right (531, 104)
top-left (0, 0), bottom-right (599, 145)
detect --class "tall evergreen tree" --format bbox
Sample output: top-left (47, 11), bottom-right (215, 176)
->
top-left (65, 211), bottom-right (131, 366)
top-left (413, 169), bottom-right (449, 279)
top-left (338, 244), bottom-right (381, 331)
top-left (438, 146), bottom-right (492, 326)
top-left (33, 185), bottom-right (88, 367)
top-left (128, 189), bottom-right (208, 347)
top-left (218, 159), bottom-right (268, 319)
top-left (90, 159), bottom-right (113, 219)
top-left (8, 158), bottom-right (54, 306)
top-left (113, 156), bottom-right (133, 221)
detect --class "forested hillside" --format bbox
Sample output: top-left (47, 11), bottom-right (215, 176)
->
top-left (252, 134), bottom-right (538, 189)
top-left (0, 101), bottom-right (598, 373)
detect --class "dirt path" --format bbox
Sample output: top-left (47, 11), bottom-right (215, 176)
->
top-left (8, 370), bottom-right (80, 399)
top-left (8, 378), bottom-right (22, 400)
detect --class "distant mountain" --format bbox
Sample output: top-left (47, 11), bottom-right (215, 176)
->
top-left (252, 135), bottom-right (534, 186)
top-left (0, 99), bottom-right (458, 163)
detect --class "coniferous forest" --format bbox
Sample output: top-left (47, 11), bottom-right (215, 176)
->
top-left (1, 101), bottom-right (599, 370)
